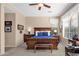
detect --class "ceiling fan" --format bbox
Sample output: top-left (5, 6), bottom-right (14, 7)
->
top-left (29, 3), bottom-right (51, 10)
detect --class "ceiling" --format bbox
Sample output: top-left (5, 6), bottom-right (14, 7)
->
top-left (4, 3), bottom-right (76, 17)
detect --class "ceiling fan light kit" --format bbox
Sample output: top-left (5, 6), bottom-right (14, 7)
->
top-left (38, 3), bottom-right (43, 7)
top-left (29, 3), bottom-right (51, 10)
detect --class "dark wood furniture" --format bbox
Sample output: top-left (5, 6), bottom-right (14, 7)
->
top-left (65, 46), bottom-right (74, 56)
top-left (34, 43), bottom-right (53, 53)
top-left (25, 27), bottom-right (60, 49)
top-left (24, 34), bottom-right (34, 42)
top-left (65, 46), bottom-right (79, 56)
top-left (65, 36), bottom-right (79, 56)
top-left (26, 37), bottom-right (58, 49)
top-left (68, 39), bottom-right (79, 46)
top-left (34, 27), bottom-right (60, 42)
top-left (34, 27), bottom-right (51, 33)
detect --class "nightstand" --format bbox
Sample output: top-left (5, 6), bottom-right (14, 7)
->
top-left (24, 34), bottom-right (34, 42)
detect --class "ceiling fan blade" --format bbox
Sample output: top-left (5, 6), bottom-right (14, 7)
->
top-left (43, 4), bottom-right (51, 8)
top-left (29, 3), bottom-right (38, 5)
top-left (38, 7), bottom-right (41, 10)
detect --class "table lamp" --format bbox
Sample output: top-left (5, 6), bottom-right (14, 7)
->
top-left (53, 29), bottom-right (57, 35)
top-left (27, 27), bottom-right (31, 35)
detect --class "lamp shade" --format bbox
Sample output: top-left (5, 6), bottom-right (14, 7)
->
top-left (54, 29), bottom-right (57, 33)
top-left (27, 27), bottom-right (31, 32)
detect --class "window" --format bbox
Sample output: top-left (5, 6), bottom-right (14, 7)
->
top-left (70, 14), bottom-right (78, 39)
top-left (62, 17), bottom-right (70, 38)
top-left (50, 18), bottom-right (58, 34)
top-left (62, 13), bottom-right (78, 39)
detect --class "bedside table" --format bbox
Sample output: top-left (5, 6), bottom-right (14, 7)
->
top-left (24, 34), bottom-right (34, 42)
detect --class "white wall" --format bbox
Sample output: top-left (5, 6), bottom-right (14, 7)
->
top-left (15, 12), bottom-right (25, 46)
top-left (0, 4), bottom-right (5, 55)
top-left (4, 12), bottom-right (25, 47)
top-left (5, 13), bottom-right (16, 47)
top-left (3, 3), bottom-right (26, 47)
top-left (25, 17), bottom-right (51, 34)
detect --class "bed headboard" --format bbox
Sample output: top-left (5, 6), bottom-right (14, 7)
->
top-left (34, 27), bottom-right (51, 34)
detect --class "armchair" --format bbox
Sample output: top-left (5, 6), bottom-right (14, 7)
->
top-left (68, 34), bottom-right (79, 46)
top-left (69, 34), bottom-right (79, 53)
top-left (68, 39), bottom-right (79, 46)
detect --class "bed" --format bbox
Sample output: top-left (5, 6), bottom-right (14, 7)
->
top-left (25, 27), bottom-right (60, 49)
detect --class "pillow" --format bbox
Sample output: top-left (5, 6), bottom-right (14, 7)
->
top-left (38, 32), bottom-right (43, 36)
top-left (47, 31), bottom-right (51, 36)
top-left (76, 41), bottom-right (79, 46)
top-left (35, 31), bottom-right (38, 36)
top-left (35, 31), bottom-right (40, 36)
top-left (42, 32), bottom-right (48, 36)
top-left (35, 31), bottom-right (51, 36)
top-left (42, 31), bottom-right (50, 36)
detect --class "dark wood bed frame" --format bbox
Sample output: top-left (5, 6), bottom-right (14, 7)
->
top-left (25, 27), bottom-right (60, 49)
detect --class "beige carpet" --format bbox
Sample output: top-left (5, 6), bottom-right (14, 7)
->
top-left (2, 39), bottom-right (66, 56)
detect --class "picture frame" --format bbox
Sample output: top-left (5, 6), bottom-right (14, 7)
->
top-left (5, 21), bottom-right (12, 26)
top-left (17, 24), bottom-right (24, 34)
top-left (17, 24), bottom-right (24, 30)
top-left (5, 26), bottom-right (12, 32)
top-left (5, 21), bottom-right (12, 32)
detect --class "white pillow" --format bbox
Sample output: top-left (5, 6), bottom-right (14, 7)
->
top-left (48, 31), bottom-right (51, 36)
top-left (41, 31), bottom-right (51, 36)
top-left (35, 31), bottom-right (41, 36)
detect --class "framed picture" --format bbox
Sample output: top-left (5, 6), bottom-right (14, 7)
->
top-left (5, 21), bottom-right (12, 32)
top-left (5, 21), bottom-right (12, 26)
top-left (5, 26), bottom-right (12, 32)
top-left (17, 24), bottom-right (24, 30)
top-left (17, 24), bottom-right (24, 34)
